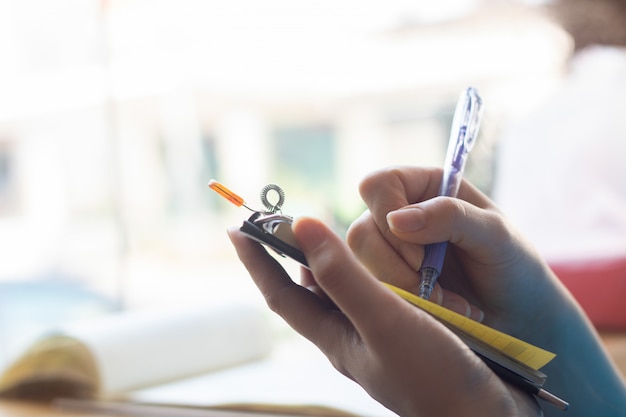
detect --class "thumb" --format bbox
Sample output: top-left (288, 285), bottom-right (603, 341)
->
top-left (386, 196), bottom-right (510, 259)
top-left (292, 217), bottom-right (424, 339)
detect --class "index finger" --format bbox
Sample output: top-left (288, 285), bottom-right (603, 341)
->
top-left (346, 167), bottom-right (442, 277)
top-left (352, 166), bottom-right (496, 274)
top-left (356, 167), bottom-right (436, 247)
top-left (358, 166), bottom-right (494, 228)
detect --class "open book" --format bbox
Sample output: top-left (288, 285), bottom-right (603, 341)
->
top-left (0, 303), bottom-right (274, 401)
top-left (0, 302), bottom-right (396, 417)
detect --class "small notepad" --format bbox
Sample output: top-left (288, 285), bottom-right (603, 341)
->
top-left (383, 283), bottom-right (556, 371)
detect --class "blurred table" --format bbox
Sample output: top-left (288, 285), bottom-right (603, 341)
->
top-left (0, 400), bottom-right (273, 417)
top-left (2, 331), bottom-right (626, 416)
top-left (0, 399), bottom-right (354, 417)
top-left (0, 401), bottom-right (78, 417)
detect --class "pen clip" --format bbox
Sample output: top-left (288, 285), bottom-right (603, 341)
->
top-left (447, 87), bottom-right (483, 169)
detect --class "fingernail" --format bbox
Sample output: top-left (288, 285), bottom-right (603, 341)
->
top-left (387, 207), bottom-right (426, 232)
top-left (471, 307), bottom-right (485, 323)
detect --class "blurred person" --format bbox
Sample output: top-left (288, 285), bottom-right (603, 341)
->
top-left (492, 0), bottom-right (626, 262)
top-left (229, 166), bottom-right (626, 417)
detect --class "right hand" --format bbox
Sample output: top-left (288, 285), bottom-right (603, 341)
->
top-left (346, 166), bottom-right (568, 342)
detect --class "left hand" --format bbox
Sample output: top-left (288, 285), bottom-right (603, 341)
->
top-left (228, 217), bottom-right (540, 417)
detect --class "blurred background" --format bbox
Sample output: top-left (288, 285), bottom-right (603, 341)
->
top-left (1, 0), bottom-right (624, 369)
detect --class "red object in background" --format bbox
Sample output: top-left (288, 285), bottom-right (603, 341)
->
top-left (550, 257), bottom-right (626, 330)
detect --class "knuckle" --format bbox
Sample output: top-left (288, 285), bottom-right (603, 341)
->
top-left (312, 258), bottom-right (343, 291)
top-left (358, 166), bottom-right (403, 200)
top-left (262, 284), bottom-right (292, 317)
top-left (346, 213), bottom-right (371, 252)
top-left (449, 198), bottom-right (469, 225)
top-left (263, 289), bottom-right (284, 315)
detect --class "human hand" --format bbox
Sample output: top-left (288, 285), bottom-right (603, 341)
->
top-left (346, 166), bottom-right (566, 340)
top-left (228, 218), bottom-right (540, 417)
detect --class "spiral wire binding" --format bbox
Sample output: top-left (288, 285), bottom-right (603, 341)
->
top-left (260, 184), bottom-right (285, 213)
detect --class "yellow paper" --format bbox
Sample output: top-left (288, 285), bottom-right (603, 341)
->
top-left (383, 283), bottom-right (556, 370)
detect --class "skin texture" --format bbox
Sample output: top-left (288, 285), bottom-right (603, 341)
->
top-left (229, 166), bottom-right (626, 417)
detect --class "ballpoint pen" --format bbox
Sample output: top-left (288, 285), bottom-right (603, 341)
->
top-left (418, 87), bottom-right (484, 300)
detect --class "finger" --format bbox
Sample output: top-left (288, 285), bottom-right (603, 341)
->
top-left (358, 166), bottom-right (495, 235)
top-left (300, 267), bottom-right (333, 304)
top-left (346, 210), bottom-right (422, 291)
top-left (355, 166), bottom-right (496, 279)
top-left (292, 217), bottom-right (436, 348)
top-left (356, 167), bottom-right (438, 252)
top-left (441, 288), bottom-right (484, 322)
top-left (386, 196), bottom-right (511, 263)
top-left (347, 212), bottom-right (447, 306)
top-left (227, 228), bottom-right (350, 350)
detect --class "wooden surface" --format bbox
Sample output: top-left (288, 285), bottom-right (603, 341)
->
top-left (0, 401), bottom-right (78, 417)
top-left (2, 332), bottom-right (626, 416)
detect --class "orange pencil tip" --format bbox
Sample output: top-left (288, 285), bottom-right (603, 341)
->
top-left (208, 179), bottom-right (245, 207)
